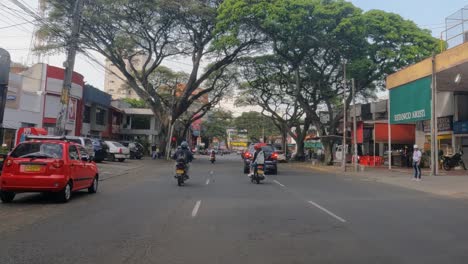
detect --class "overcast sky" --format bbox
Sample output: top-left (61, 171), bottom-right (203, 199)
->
top-left (0, 0), bottom-right (467, 112)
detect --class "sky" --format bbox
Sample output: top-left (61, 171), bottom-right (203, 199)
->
top-left (0, 0), bottom-right (467, 111)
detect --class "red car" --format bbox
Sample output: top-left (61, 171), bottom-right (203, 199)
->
top-left (0, 136), bottom-right (99, 203)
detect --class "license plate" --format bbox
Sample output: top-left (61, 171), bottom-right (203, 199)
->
top-left (176, 169), bottom-right (185, 174)
top-left (23, 165), bottom-right (42, 172)
top-left (258, 170), bottom-right (264, 175)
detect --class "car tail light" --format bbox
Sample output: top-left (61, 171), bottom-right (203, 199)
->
top-left (119, 148), bottom-right (123, 154)
top-left (52, 160), bottom-right (64, 168)
top-left (245, 152), bottom-right (252, 159)
top-left (5, 159), bottom-right (12, 167)
top-left (271, 152), bottom-right (278, 160)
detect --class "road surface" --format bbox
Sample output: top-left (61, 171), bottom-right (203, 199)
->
top-left (1, 155), bottom-right (468, 264)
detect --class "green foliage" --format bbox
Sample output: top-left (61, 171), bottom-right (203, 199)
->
top-left (122, 98), bottom-right (147, 109)
top-left (223, 0), bottom-right (439, 161)
top-left (233, 112), bottom-right (279, 142)
top-left (202, 109), bottom-right (233, 142)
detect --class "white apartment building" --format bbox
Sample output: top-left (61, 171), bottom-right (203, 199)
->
top-left (104, 55), bottom-right (152, 100)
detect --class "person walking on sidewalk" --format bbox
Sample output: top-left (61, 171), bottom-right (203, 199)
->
top-left (151, 144), bottom-right (157, 160)
top-left (412, 145), bottom-right (422, 181)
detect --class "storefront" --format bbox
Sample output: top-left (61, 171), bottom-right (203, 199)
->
top-left (454, 120), bottom-right (468, 167)
top-left (423, 116), bottom-right (454, 155)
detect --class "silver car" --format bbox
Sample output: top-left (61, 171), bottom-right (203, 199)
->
top-left (65, 136), bottom-right (95, 160)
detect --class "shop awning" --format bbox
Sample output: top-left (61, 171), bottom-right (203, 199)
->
top-left (375, 123), bottom-right (415, 144)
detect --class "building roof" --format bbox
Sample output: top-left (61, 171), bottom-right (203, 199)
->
top-left (386, 41), bottom-right (468, 90)
top-left (122, 108), bottom-right (153, 115)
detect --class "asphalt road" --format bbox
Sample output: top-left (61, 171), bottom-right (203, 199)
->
top-left (1, 155), bottom-right (468, 264)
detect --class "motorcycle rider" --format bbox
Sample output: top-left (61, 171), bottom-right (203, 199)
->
top-left (249, 144), bottom-right (265, 177)
top-left (172, 141), bottom-right (194, 177)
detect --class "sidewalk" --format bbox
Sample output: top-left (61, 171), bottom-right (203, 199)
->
top-left (289, 162), bottom-right (468, 199)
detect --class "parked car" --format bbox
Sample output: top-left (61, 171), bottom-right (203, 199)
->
top-left (0, 136), bottom-right (99, 203)
top-left (243, 143), bottom-right (278, 174)
top-left (120, 141), bottom-right (144, 159)
top-left (276, 151), bottom-right (287, 163)
top-left (65, 136), bottom-right (95, 160)
top-left (104, 141), bottom-right (130, 162)
top-left (91, 139), bottom-right (108, 162)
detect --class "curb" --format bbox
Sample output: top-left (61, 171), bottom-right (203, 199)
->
top-left (99, 165), bottom-right (145, 181)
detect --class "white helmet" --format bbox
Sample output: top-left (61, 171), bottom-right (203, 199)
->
top-left (414, 145), bottom-right (419, 149)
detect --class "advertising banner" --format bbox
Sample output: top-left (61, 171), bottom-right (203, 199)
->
top-left (390, 77), bottom-right (431, 124)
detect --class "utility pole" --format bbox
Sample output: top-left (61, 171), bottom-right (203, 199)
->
top-left (342, 62), bottom-right (347, 172)
top-left (0, 49), bottom-right (11, 145)
top-left (352, 78), bottom-right (358, 172)
top-left (166, 84), bottom-right (177, 160)
top-left (431, 54), bottom-right (439, 176)
top-left (55, 0), bottom-right (85, 136)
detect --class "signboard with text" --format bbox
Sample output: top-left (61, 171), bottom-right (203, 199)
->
top-left (390, 77), bottom-right (431, 124)
top-left (423, 116), bottom-right (453, 133)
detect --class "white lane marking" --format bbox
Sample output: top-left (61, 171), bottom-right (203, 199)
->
top-left (273, 180), bottom-right (286, 187)
top-left (210, 170), bottom-right (214, 175)
top-left (206, 179), bottom-right (210, 185)
top-left (308, 201), bottom-right (347, 223)
top-left (192, 200), bottom-right (202, 218)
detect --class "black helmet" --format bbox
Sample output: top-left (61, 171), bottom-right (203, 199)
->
top-left (181, 141), bottom-right (189, 149)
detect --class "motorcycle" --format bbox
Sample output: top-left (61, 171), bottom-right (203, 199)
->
top-left (210, 155), bottom-right (216, 164)
top-left (175, 161), bottom-right (189, 186)
top-left (250, 164), bottom-right (265, 184)
top-left (441, 150), bottom-right (466, 171)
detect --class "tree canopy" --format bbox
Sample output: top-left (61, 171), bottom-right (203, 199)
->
top-left (42, 0), bottom-right (260, 149)
top-left (222, 0), bottom-right (439, 160)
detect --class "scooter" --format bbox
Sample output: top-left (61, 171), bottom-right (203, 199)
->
top-left (441, 150), bottom-right (466, 171)
top-left (250, 164), bottom-right (265, 184)
top-left (175, 161), bottom-right (189, 186)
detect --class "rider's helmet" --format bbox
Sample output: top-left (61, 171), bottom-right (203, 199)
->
top-left (254, 143), bottom-right (262, 151)
top-left (181, 141), bottom-right (189, 150)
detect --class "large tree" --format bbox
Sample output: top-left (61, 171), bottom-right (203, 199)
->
top-left (202, 109), bottom-right (234, 144)
top-left (42, 0), bottom-right (260, 151)
top-left (233, 111), bottom-right (280, 143)
top-left (236, 55), bottom-right (308, 158)
top-left (219, 0), bottom-right (440, 162)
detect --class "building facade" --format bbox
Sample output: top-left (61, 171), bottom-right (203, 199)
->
top-left (82, 85), bottom-right (112, 138)
top-left (104, 55), bottom-right (152, 100)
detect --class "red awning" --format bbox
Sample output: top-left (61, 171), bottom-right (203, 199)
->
top-left (351, 122), bottom-right (364, 144)
top-left (375, 123), bottom-right (415, 144)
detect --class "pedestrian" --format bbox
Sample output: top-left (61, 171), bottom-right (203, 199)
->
top-left (156, 146), bottom-right (160, 159)
top-left (412, 144), bottom-right (422, 181)
top-left (308, 149), bottom-right (313, 160)
top-left (151, 144), bottom-right (157, 160)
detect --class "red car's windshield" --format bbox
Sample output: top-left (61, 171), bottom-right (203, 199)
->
top-left (10, 142), bottom-right (64, 159)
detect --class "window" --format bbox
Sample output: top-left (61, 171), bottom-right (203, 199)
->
top-left (77, 145), bottom-right (88, 158)
top-left (11, 143), bottom-right (63, 159)
top-left (96, 108), bottom-right (107, 126)
top-left (110, 141), bottom-right (124, 147)
top-left (131, 116), bottom-right (151, 130)
top-left (69, 145), bottom-right (79, 160)
top-left (83, 106), bottom-right (91, 123)
top-left (20, 122), bottom-right (36, 128)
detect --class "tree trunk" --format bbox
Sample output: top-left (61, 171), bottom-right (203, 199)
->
top-left (295, 135), bottom-right (306, 161)
top-left (322, 139), bottom-right (334, 165)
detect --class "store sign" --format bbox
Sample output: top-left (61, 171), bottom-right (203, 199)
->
top-left (67, 98), bottom-right (77, 124)
top-left (454, 121), bottom-right (468, 134)
top-left (423, 116), bottom-right (453, 133)
top-left (390, 77), bottom-right (432, 124)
